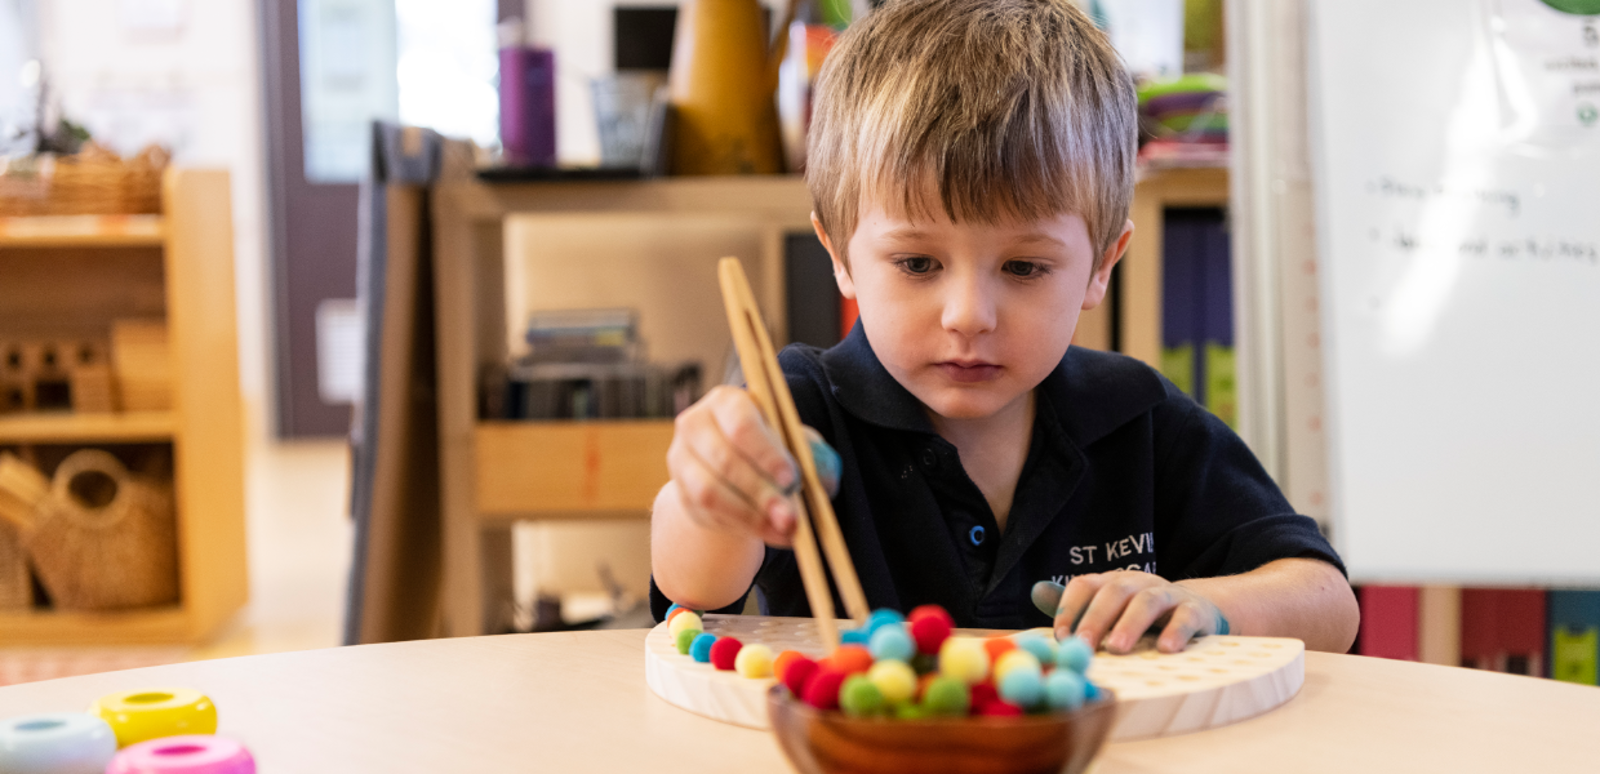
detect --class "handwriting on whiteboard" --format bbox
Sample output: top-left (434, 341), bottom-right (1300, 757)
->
top-left (1365, 175), bottom-right (1521, 218)
top-left (1370, 227), bottom-right (1600, 267)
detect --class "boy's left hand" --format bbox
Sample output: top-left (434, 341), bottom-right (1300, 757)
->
top-left (1032, 572), bottom-right (1229, 654)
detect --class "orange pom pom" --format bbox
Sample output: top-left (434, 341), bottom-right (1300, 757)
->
top-left (822, 645), bottom-right (875, 675)
top-left (984, 637), bottom-right (1017, 663)
top-left (773, 650), bottom-right (806, 683)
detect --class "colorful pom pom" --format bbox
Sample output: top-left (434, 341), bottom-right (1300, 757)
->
top-left (710, 637), bottom-right (743, 671)
top-left (1055, 636), bottom-right (1094, 674)
top-left (773, 650), bottom-right (805, 682)
top-left (1015, 632), bottom-right (1057, 665)
top-left (908, 604), bottom-right (954, 626)
top-left (868, 624), bottom-right (916, 662)
top-left (865, 608), bottom-right (906, 636)
top-left (1044, 669), bottom-right (1087, 711)
top-left (839, 628), bottom-right (871, 646)
top-left (911, 614), bottom-right (953, 655)
top-left (922, 676), bottom-right (970, 716)
top-left (823, 645), bottom-right (875, 675)
top-left (983, 637), bottom-right (1017, 664)
top-left (894, 702), bottom-right (930, 720)
top-left (840, 675), bottom-right (886, 717)
top-left (675, 628), bottom-right (702, 655)
top-left (735, 643), bottom-right (772, 678)
top-left (999, 662), bottom-right (1045, 710)
top-left (938, 637), bottom-right (989, 684)
top-left (977, 699), bottom-right (1024, 717)
top-left (690, 632), bottom-right (717, 663)
top-left (668, 611), bottom-right (703, 640)
top-left (969, 681), bottom-right (999, 708)
top-left (803, 668), bottom-right (848, 710)
top-left (866, 659), bottom-right (917, 705)
top-left (993, 650), bottom-right (1041, 685)
top-left (782, 657), bottom-right (820, 697)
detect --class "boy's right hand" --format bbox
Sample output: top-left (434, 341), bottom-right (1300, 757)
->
top-left (667, 386), bottom-right (838, 547)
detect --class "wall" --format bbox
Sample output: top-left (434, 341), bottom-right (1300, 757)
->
top-left (37, 0), bottom-right (272, 442)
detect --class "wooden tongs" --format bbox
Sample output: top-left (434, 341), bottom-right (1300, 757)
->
top-left (718, 257), bottom-right (870, 650)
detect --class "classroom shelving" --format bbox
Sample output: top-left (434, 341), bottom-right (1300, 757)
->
top-left (0, 169), bottom-right (247, 645)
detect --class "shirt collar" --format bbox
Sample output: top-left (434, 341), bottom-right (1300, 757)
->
top-left (818, 322), bottom-right (1168, 447)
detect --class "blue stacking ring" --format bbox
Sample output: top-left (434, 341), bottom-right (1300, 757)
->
top-left (0, 712), bottom-right (118, 774)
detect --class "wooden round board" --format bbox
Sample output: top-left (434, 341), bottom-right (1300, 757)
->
top-left (644, 615), bottom-right (1305, 741)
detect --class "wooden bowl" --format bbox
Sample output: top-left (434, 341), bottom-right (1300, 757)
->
top-left (767, 686), bottom-right (1117, 774)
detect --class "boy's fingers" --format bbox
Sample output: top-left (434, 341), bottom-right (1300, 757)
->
top-left (1072, 574), bottom-right (1147, 651)
top-left (1104, 586), bottom-right (1176, 654)
top-left (673, 443), bottom-right (792, 536)
top-left (707, 387), bottom-right (799, 492)
top-left (680, 411), bottom-right (794, 529)
top-left (1156, 603), bottom-right (1210, 653)
top-left (1053, 575), bottom-right (1107, 642)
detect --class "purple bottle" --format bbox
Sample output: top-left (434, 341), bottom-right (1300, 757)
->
top-left (500, 47), bottom-right (557, 168)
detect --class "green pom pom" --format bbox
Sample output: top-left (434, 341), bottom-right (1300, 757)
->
top-left (893, 702), bottom-right (930, 720)
top-left (840, 675), bottom-right (886, 717)
top-left (923, 676), bottom-right (971, 716)
top-left (676, 628), bottom-right (702, 655)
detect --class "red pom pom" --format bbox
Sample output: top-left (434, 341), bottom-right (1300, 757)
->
top-left (803, 668), bottom-right (848, 710)
top-left (782, 657), bottom-right (819, 697)
top-left (908, 604), bottom-right (954, 626)
top-left (976, 699), bottom-right (1024, 717)
top-left (911, 614), bottom-right (953, 655)
top-left (969, 682), bottom-right (999, 708)
top-left (710, 637), bottom-right (743, 671)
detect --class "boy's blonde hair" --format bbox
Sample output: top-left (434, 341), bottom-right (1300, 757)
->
top-left (807, 0), bottom-right (1138, 266)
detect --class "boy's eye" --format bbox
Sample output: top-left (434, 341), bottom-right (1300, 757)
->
top-left (897, 256), bottom-right (936, 275)
top-left (1003, 260), bottom-right (1048, 278)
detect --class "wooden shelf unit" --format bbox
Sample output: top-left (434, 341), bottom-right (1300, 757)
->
top-left (474, 420), bottom-right (675, 520)
top-left (0, 169), bottom-right (247, 645)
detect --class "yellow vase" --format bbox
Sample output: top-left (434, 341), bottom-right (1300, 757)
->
top-left (669, 0), bottom-right (788, 175)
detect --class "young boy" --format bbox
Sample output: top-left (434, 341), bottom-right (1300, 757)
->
top-left (651, 0), bottom-right (1358, 654)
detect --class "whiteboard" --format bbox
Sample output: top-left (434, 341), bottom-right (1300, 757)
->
top-left (1309, 0), bottom-right (1600, 583)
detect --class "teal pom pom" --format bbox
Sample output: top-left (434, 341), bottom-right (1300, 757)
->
top-left (690, 632), bottom-right (718, 663)
top-left (999, 663), bottom-right (1045, 710)
top-left (1055, 636), bottom-right (1094, 674)
top-left (1083, 682), bottom-right (1101, 702)
top-left (1044, 670), bottom-right (1087, 711)
top-left (865, 608), bottom-right (906, 636)
top-left (868, 624), bottom-right (916, 662)
top-left (840, 628), bottom-right (871, 646)
top-left (1015, 632), bottom-right (1056, 665)
top-left (665, 603), bottom-right (682, 618)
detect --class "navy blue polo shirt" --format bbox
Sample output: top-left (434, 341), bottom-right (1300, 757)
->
top-left (650, 325), bottom-right (1345, 629)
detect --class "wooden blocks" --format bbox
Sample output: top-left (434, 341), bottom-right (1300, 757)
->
top-left (111, 320), bottom-right (171, 411)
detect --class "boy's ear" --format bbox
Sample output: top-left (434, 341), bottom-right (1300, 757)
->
top-left (1082, 220), bottom-right (1134, 311)
top-left (812, 212), bottom-right (857, 300)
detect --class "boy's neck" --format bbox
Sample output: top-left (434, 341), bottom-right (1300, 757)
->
top-left (926, 390), bottom-right (1037, 533)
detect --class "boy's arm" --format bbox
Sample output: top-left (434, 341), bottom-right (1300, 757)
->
top-left (650, 480), bottom-right (768, 611)
top-left (1040, 558), bottom-right (1359, 654)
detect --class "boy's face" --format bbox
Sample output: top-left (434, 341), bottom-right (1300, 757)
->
top-left (815, 200), bottom-right (1131, 423)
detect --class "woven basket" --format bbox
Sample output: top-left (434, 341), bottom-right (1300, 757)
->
top-left (25, 449), bottom-right (179, 611)
top-left (0, 145), bottom-right (167, 218)
top-left (0, 521), bottom-right (28, 610)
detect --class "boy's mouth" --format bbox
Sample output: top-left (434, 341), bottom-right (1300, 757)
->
top-left (935, 361), bottom-right (1002, 383)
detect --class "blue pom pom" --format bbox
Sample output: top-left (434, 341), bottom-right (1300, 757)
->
top-left (868, 624), bottom-right (916, 662)
top-left (999, 665), bottom-right (1045, 710)
top-left (664, 603), bottom-right (682, 620)
top-left (1044, 670), bottom-right (1087, 711)
top-left (1015, 632), bottom-right (1056, 665)
top-left (690, 632), bottom-right (718, 663)
top-left (1055, 635), bottom-right (1093, 674)
top-left (840, 628), bottom-right (871, 646)
top-left (1083, 681), bottom-right (1101, 702)
top-left (865, 608), bottom-right (906, 636)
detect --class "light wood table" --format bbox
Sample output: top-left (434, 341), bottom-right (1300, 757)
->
top-left (0, 630), bottom-right (1596, 772)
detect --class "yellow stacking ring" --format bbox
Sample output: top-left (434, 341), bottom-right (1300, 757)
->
top-left (88, 688), bottom-right (217, 748)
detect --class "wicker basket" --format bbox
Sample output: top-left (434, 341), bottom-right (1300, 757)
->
top-left (0, 520), bottom-right (28, 610)
top-left (24, 449), bottom-right (179, 611)
top-left (0, 145), bottom-right (168, 218)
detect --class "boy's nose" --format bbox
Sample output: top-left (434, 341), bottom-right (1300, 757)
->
top-left (941, 278), bottom-right (998, 337)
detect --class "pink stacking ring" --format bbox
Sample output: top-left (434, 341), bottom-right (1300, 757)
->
top-left (106, 735), bottom-right (255, 774)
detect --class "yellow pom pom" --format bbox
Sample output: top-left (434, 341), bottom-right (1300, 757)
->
top-left (867, 659), bottom-right (917, 705)
top-left (993, 649), bottom-right (1042, 685)
top-left (735, 643), bottom-right (774, 678)
top-left (668, 611), bottom-right (703, 640)
top-left (938, 637), bottom-right (989, 684)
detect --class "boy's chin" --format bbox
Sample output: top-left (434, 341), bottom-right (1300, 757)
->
top-left (917, 388), bottom-right (1027, 423)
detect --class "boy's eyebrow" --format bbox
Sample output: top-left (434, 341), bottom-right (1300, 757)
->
top-left (878, 227), bottom-right (1070, 250)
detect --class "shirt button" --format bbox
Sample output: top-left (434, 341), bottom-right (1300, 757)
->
top-left (920, 448), bottom-right (939, 470)
top-left (969, 525), bottom-right (986, 546)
